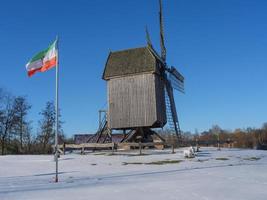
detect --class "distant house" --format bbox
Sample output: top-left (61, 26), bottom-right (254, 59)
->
top-left (111, 134), bottom-right (125, 143)
top-left (74, 134), bottom-right (94, 144)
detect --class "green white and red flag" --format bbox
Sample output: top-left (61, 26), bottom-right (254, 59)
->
top-left (26, 40), bottom-right (58, 77)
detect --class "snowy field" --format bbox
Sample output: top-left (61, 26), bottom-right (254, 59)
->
top-left (0, 147), bottom-right (267, 200)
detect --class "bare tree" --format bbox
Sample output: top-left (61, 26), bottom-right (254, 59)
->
top-left (0, 90), bottom-right (16, 155)
top-left (37, 101), bottom-right (63, 153)
top-left (210, 125), bottom-right (222, 150)
top-left (13, 96), bottom-right (32, 153)
top-left (256, 123), bottom-right (267, 146)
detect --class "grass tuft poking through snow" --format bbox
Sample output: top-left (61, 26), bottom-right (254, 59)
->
top-left (243, 157), bottom-right (261, 161)
top-left (215, 157), bottom-right (229, 161)
top-left (122, 159), bottom-right (183, 165)
top-left (146, 160), bottom-right (183, 165)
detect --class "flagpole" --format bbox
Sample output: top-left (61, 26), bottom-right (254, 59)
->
top-left (55, 36), bottom-right (59, 183)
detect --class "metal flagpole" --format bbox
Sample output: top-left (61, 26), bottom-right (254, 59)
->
top-left (55, 36), bottom-right (59, 182)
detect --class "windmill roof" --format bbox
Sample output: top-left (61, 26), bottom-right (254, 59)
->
top-left (103, 46), bottom-right (163, 80)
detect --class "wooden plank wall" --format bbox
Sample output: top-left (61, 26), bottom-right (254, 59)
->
top-left (108, 73), bottom-right (162, 129)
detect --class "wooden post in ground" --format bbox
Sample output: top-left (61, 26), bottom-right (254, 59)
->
top-left (111, 143), bottom-right (115, 155)
top-left (63, 142), bottom-right (66, 155)
top-left (81, 146), bottom-right (85, 155)
top-left (196, 138), bottom-right (199, 152)
top-left (171, 144), bottom-right (175, 154)
top-left (171, 135), bottom-right (176, 154)
top-left (217, 132), bottom-right (221, 151)
top-left (139, 142), bottom-right (142, 155)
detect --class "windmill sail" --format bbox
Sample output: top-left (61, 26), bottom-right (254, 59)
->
top-left (159, 0), bottom-right (166, 62)
top-left (165, 82), bottom-right (178, 122)
top-left (168, 67), bottom-right (185, 93)
top-left (145, 26), bottom-right (152, 47)
top-left (170, 67), bottom-right (184, 83)
top-left (165, 80), bottom-right (182, 142)
top-left (158, 0), bottom-right (183, 143)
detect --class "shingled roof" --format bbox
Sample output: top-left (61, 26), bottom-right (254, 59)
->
top-left (103, 46), bottom-right (162, 80)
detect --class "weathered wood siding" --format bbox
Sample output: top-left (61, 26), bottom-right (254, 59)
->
top-left (107, 73), bottom-right (166, 129)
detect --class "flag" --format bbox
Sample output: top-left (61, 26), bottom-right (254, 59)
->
top-left (26, 40), bottom-right (58, 77)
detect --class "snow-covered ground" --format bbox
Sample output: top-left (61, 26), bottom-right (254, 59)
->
top-left (0, 147), bottom-right (267, 200)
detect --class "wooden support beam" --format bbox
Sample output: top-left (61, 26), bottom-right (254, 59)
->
top-left (139, 142), bottom-right (142, 155)
top-left (59, 142), bottom-right (168, 153)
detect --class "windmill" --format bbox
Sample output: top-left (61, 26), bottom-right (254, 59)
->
top-left (92, 0), bottom-right (184, 144)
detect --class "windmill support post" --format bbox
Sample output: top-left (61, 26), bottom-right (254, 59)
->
top-left (121, 127), bottom-right (166, 144)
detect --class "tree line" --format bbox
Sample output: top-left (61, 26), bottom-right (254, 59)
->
top-left (0, 88), bottom-right (69, 155)
top-left (196, 124), bottom-right (267, 149)
top-left (162, 124), bottom-right (267, 150)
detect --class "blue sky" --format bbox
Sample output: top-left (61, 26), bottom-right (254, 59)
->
top-left (0, 0), bottom-right (267, 136)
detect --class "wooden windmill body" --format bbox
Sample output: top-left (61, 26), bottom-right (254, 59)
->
top-left (103, 47), bottom-right (167, 129)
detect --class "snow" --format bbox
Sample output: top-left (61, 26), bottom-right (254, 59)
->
top-left (0, 147), bottom-right (267, 200)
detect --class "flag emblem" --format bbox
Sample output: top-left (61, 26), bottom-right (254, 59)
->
top-left (26, 40), bottom-right (58, 77)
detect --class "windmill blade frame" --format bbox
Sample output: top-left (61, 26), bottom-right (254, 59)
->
top-left (165, 79), bottom-right (182, 142)
top-left (145, 26), bottom-right (153, 47)
top-left (169, 66), bottom-right (184, 83)
top-left (159, 0), bottom-right (166, 62)
top-left (168, 74), bottom-right (184, 93)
